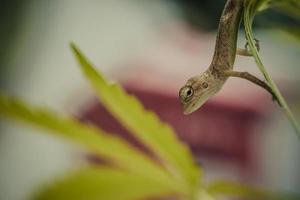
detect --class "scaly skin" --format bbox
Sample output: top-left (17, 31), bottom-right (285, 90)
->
top-left (179, 0), bottom-right (275, 114)
top-left (211, 0), bottom-right (243, 70)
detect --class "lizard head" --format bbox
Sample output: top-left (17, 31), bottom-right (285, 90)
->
top-left (179, 70), bottom-right (223, 115)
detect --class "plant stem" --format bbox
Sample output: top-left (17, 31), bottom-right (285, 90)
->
top-left (243, 10), bottom-right (300, 138)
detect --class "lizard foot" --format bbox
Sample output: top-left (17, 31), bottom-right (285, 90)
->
top-left (268, 84), bottom-right (282, 107)
top-left (236, 38), bottom-right (260, 56)
top-left (245, 38), bottom-right (260, 52)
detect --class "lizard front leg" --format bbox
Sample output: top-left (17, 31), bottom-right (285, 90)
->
top-left (223, 70), bottom-right (281, 105)
top-left (236, 38), bottom-right (260, 57)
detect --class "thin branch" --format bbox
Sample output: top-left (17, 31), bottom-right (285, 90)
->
top-left (243, 4), bottom-right (300, 138)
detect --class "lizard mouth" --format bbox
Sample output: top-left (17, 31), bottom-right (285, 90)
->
top-left (183, 94), bottom-right (210, 115)
top-left (182, 97), bottom-right (207, 115)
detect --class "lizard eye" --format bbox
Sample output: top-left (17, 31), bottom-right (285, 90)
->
top-left (202, 82), bottom-right (208, 88)
top-left (179, 86), bottom-right (194, 102)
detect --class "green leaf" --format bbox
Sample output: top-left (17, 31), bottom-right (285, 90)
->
top-left (271, 0), bottom-right (300, 19)
top-left (281, 27), bottom-right (300, 43)
top-left (196, 189), bottom-right (216, 200)
top-left (70, 43), bottom-right (200, 195)
top-left (0, 95), bottom-right (180, 187)
top-left (34, 167), bottom-right (178, 200)
top-left (245, 0), bottom-right (300, 16)
top-left (207, 180), bottom-right (300, 200)
top-left (243, 0), bottom-right (300, 19)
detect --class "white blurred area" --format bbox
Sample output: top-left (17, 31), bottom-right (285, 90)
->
top-left (0, 1), bottom-right (299, 199)
top-left (0, 1), bottom-right (180, 199)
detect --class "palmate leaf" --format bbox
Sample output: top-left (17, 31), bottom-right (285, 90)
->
top-left (207, 180), bottom-right (300, 200)
top-left (0, 95), bottom-right (182, 195)
top-left (70, 44), bottom-right (200, 195)
top-left (34, 167), bottom-right (178, 200)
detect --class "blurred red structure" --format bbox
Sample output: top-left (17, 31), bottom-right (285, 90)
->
top-left (79, 83), bottom-right (268, 167)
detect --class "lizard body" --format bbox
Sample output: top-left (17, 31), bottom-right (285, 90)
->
top-left (211, 0), bottom-right (243, 70)
top-left (179, 0), bottom-right (275, 114)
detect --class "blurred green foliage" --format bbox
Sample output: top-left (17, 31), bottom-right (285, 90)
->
top-left (0, 0), bottom-right (299, 199)
top-left (0, 44), bottom-right (298, 200)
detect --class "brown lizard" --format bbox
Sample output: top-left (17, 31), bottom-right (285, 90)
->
top-left (179, 0), bottom-right (276, 114)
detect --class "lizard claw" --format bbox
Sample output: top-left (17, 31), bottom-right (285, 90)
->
top-left (270, 90), bottom-right (282, 107)
top-left (262, 79), bottom-right (282, 107)
top-left (245, 38), bottom-right (260, 52)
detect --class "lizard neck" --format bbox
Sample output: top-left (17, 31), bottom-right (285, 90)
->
top-left (210, 0), bottom-right (244, 71)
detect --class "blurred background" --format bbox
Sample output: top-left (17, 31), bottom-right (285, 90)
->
top-left (0, 0), bottom-right (299, 199)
